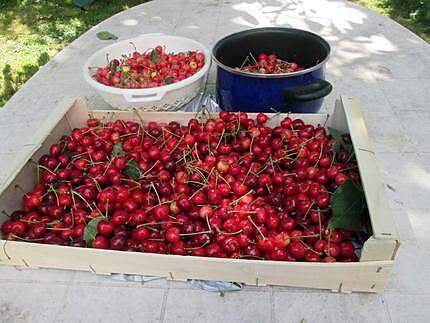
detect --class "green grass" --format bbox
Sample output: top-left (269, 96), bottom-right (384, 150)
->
top-left (0, 0), bottom-right (145, 107)
top-left (351, 0), bottom-right (430, 42)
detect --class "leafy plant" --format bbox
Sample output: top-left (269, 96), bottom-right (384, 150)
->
top-left (124, 160), bottom-right (141, 179)
top-left (84, 216), bottom-right (104, 247)
top-left (149, 49), bottom-right (161, 63)
top-left (111, 141), bottom-right (126, 157)
top-left (328, 179), bottom-right (366, 231)
top-left (328, 127), bottom-right (353, 153)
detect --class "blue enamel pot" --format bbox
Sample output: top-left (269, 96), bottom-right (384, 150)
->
top-left (212, 28), bottom-right (332, 113)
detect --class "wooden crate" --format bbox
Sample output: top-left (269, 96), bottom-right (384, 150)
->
top-left (0, 96), bottom-right (399, 293)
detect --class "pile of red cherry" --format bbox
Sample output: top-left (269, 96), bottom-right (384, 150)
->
top-left (1, 111), bottom-right (360, 262)
top-left (92, 45), bottom-right (206, 88)
top-left (237, 53), bottom-right (304, 74)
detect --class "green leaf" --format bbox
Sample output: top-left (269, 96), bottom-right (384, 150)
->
top-left (62, 149), bottom-right (74, 159)
top-left (73, 0), bottom-right (95, 7)
top-left (111, 141), bottom-right (125, 157)
top-left (328, 179), bottom-right (365, 231)
top-left (343, 143), bottom-right (354, 154)
top-left (124, 160), bottom-right (141, 180)
top-left (164, 76), bottom-right (174, 84)
top-left (52, 180), bottom-right (63, 189)
top-left (329, 127), bottom-right (354, 154)
top-left (84, 216), bottom-right (104, 247)
top-left (149, 49), bottom-right (161, 63)
top-left (328, 127), bottom-right (343, 152)
top-left (97, 31), bottom-right (118, 41)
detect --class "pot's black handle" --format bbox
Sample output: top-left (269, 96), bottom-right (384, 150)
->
top-left (284, 79), bottom-right (332, 102)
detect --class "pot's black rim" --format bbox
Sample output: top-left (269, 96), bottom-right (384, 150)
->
top-left (211, 27), bottom-right (331, 79)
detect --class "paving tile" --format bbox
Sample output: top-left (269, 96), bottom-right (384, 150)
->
top-left (374, 152), bottom-right (430, 209)
top-left (377, 79), bottom-right (430, 112)
top-left (368, 52), bottom-right (428, 80)
top-left (173, 4), bottom-right (220, 45)
top-left (385, 207), bottom-right (430, 294)
top-left (163, 289), bottom-right (271, 323)
top-left (385, 294), bottom-right (430, 323)
top-left (0, 282), bottom-right (68, 323)
top-left (274, 291), bottom-right (389, 323)
top-left (54, 285), bottom-right (165, 323)
top-left (393, 110), bottom-right (430, 153)
top-left (398, 208), bottom-right (430, 249)
top-left (0, 266), bottom-right (74, 284)
top-left (390, 209), bottom-right (415, 245)
top-left (323, 78), bottom-right (392, 116)
top-left (385, 240), bottom-right (430, 294)
top-left (360, 111), bottom-right (415, 153)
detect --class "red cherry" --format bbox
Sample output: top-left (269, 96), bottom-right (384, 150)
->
top-left (92, 236), bottom-right (109, 249)
top-left (165, 227), bottom-right (181, 243)
top-left (97, 220), bottom-right (115, 236)
top-left (288, 241), bottom-right (305, 259)
top-left (340, 242), bottom-right (355, 258)
top-left (110, 235), bottom-right (126, 250)
top-left (326, 243), bottom-right (341, 258)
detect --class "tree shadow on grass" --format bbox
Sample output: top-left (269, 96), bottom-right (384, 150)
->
top-left (0, 0), bottom-right (146, 107)
top-left (0, 0), bottom-right (145, 44)
top-left (0, 52), bottom-right (50, 106)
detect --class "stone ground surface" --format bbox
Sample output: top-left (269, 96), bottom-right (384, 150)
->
top-left (1, 0), bottom-right (430, 322)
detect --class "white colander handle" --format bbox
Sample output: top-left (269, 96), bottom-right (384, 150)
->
top-left (123, 90), bottom-right (166, 103)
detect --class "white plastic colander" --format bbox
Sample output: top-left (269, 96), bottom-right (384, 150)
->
top-left (83, 34), bottom-right (211, 111)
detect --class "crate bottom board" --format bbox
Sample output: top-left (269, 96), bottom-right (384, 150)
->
top-left (0, 240), bottom-right (392, 293)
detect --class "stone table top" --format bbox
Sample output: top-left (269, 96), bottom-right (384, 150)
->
top-left (1, 0), bottom-right (429, 322)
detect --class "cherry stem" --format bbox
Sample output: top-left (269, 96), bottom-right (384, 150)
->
top-left (288, 234), bottom-right (320, 240)
top-left (319, 190), bottom-right (334, 195)
top-left (314, 144), bottom-right (324, 167)
top-left (129, 41), bottom-right (137, 52)
top-left (302, 201), bottom-right (315, 219)
top-left (239, 254), bottom-right (265, 260)
top-left (37, 164), bottom-right (56, 175)
top-left (137, 221), bottom-right (180, 228)
top-left (46, 227), bottom-right (72, 231)
top-left (231, 189), bottom-right (254, 206)
top-left (205, 215), bottom-right (212, 232)
top-left (141, 160), bottom-right (160, 178)
top-left (241, 162), bottom-right (253, 185)
top-left (248, 51), bottom-right (258, 64)
top-left (230, 211), bottom-right (256, 214)
top-left (216, 229), bottom-right (243, 235)
top-left (247, 216), bottom-right (265, 239)
top-left (339, 165), bottom-right (358, 173)
top-left (150, 183), bottom-right (161, 204)
top-left (71, 190), bottom-right (94, 211)
top-left (298, 239), bottom-right (322, 255)
top-left (184, 240), bottom-right (210, 250)
top-left (2, 210), bottom-right (10, 218)
top-left (145, 200), bottom-right (174, 212)
top-left (216, 172), bottom-right (231, 188)
top-left (215, 129), bottom-right (225, 150)
top-left (345, 151), bottom-right (356, 164)
top-left (11, 234), bottom-right (44, 242)
top-left (179, 230), bottom-right (213, 237)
